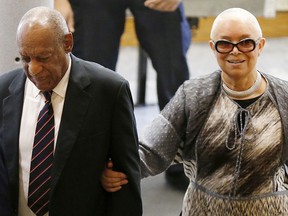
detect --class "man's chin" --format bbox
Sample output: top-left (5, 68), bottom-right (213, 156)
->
top-left (34, 82), bottom-right (52, 92)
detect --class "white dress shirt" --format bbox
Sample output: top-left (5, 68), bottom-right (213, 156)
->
top-left (18, 57), bottom-right (71, 216)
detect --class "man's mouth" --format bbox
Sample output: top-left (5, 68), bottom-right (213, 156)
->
top-left (34, 76), bottom-right (47, 82)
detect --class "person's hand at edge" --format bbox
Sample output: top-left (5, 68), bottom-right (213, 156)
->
top-left (101, 160), bottom-right (129, 192)
top-left (144, 0), bottom-right (181, 12)
top-left (54, 0), bottom-right (75, 32)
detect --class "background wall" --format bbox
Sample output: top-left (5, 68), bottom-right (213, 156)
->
top-left (0, 0), bottom-right (53, 74)
top-left (183, 0), bottom-right (277, 17)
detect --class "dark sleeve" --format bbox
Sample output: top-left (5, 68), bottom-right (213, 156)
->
top-left (107, 80), bottom-right (142, 216)
top-left (0, 145), bottom-right (13, 216)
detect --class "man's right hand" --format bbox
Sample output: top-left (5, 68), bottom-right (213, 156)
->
top-left (101, 161), bottom-right (129, 192)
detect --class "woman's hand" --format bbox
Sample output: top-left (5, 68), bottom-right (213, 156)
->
top-left (101, 160), bottom-right (129, 192)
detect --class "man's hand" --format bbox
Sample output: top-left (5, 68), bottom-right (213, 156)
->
top-left (144, 0), bottom-right (181, 12)
top-left (101, 161), bottom-right (129, 192)
top-left (54, 0), bottom-right (75, 32)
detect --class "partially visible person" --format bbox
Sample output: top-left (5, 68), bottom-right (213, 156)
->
top-left (0, 6), bottom-right (142, 215)
top-left (101, 8), bottom-right (288, 215)
top-left (55, 0), bottom-right (190, 191)
top-left (54, 0), bottom-right (191, 110)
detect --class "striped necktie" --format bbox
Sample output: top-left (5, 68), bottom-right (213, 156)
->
top-left (28, 91), bottom-right (54, 216)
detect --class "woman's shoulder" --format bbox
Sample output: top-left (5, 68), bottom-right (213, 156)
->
top-left (181, 70), bottom-right (221, 96)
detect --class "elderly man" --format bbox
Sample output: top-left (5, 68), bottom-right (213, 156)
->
top-left (102, 8), bottom-right (288, 215)
top-left (0, 6), bottom-right (142, 216)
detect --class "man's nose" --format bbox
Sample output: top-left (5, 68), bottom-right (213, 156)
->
top-left (28, 59), bottom-right (42, 76)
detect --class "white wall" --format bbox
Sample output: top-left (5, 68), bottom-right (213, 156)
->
top-left (277, 0), bottom-right (288, 11)
top-left (0, 0), bottom-right (53, 74)
top-left (183, 0), bottom-right (278, 17)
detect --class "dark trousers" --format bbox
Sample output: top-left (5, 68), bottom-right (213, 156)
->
top-left (70, 0), bottom-right (191, 109)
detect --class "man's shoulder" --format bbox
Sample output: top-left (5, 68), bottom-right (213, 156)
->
top-left (71, 55), bottom-right (126, 82)
top-left (70, 55), bottom-right (129, 92)
top-left (0, 67), bottom-right (22, 77)
top-left (0, 67), bottom-right (23, 85)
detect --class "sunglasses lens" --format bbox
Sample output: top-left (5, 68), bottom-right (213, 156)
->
top-left (216, 41), bottom-right (233, 53)
top-left (237, 39), bottom-right (256, 52)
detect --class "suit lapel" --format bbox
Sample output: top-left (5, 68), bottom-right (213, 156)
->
top-left (50, 56), bottom-right (92, 195)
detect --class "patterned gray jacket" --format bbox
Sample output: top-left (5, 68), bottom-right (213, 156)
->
top-left (139, 70), bottom-right (288, 178)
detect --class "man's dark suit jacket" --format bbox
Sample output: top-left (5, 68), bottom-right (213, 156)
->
top-left (0, 144), bottom-right (13, 216)
top-left (0, 55), bottom-right (142, 215)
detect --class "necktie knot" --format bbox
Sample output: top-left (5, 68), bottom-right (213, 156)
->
top-left (43, 91), bottom-right (52, 103)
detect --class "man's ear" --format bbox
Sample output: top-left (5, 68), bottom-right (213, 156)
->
top-left (64, 32), bottom-right (73, 53)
